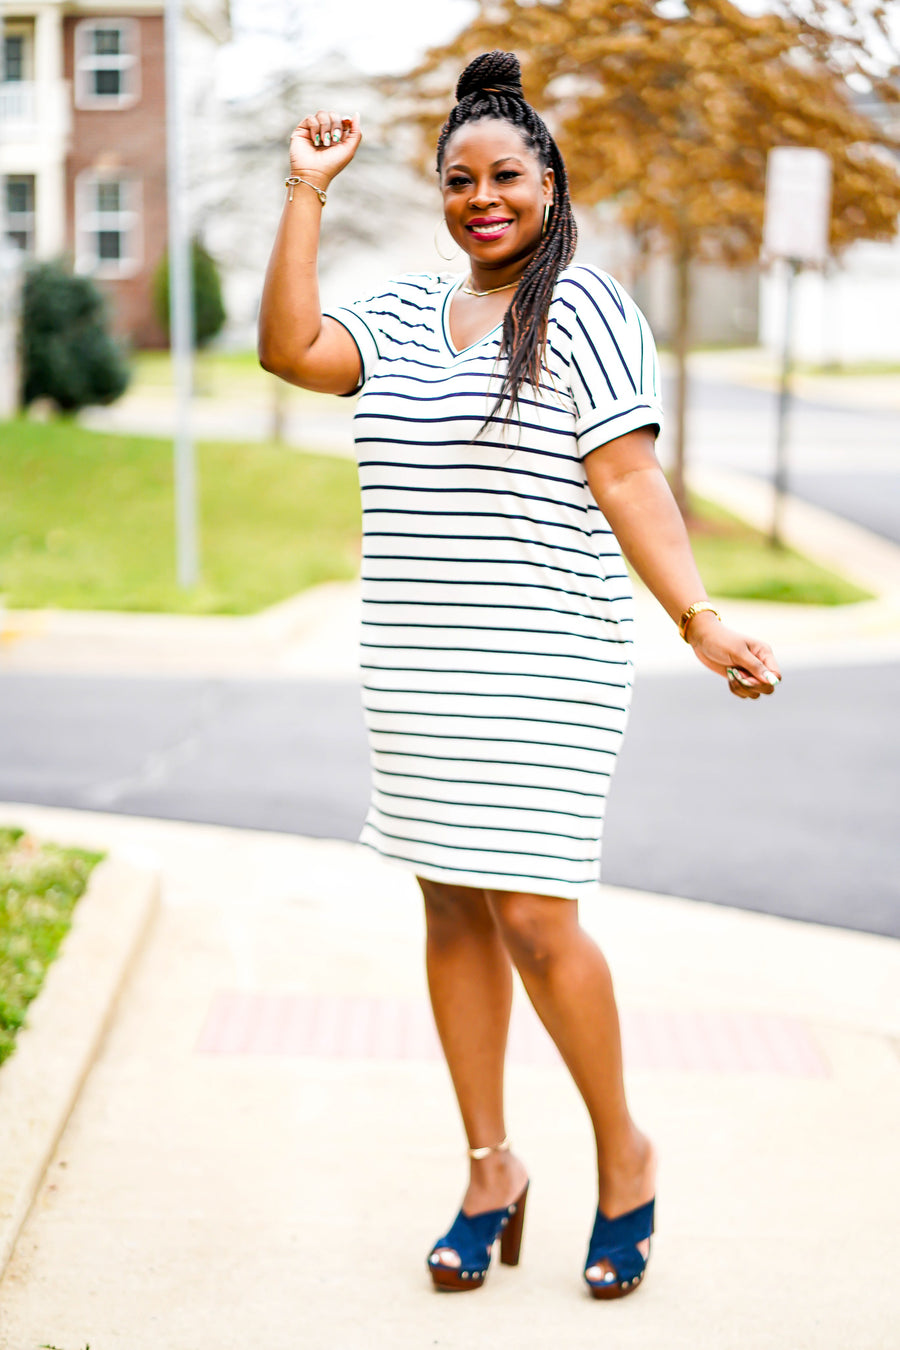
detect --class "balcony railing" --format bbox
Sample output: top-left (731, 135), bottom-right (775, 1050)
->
top-left (0, 82), bottom-right (36, 126)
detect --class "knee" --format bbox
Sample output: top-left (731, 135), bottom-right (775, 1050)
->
top-left (486, 892), bottom-right (572, 975)
top-left (420, 877), bottom-right (494, 946)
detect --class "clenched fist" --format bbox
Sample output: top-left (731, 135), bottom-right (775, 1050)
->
top-left (289, 111), bottom-right (362, 187)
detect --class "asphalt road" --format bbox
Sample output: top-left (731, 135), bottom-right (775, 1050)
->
top-left (2, 663), bottom-right (897, 937)
top-left (670, 374), bottom-right (900, 543)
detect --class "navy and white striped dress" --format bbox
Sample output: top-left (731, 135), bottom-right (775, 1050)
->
top-left (324, 264), bottom-right (664, 900)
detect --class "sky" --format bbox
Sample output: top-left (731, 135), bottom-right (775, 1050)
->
top-left (219, 0), bottom-right (479, 96)
top-left (216, 0), bottom-right (899, 99)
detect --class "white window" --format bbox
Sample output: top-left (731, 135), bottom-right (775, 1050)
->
top-left (75, 174), bottom-right (142, 278)
top-left (5, 176), bottom-right (35, 255)
top-left (3, 34), bottom-right (25, 82)
top-left (1, 24), bottom-right (34, 122)
top-left (74, 19), bottom-right (140, 109)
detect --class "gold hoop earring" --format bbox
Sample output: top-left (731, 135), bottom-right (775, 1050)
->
top-left (434, 217), bottom-right (460, 261)
top-left (542, 202), bottom-right (553, 239)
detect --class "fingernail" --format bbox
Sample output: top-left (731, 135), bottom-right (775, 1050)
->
top-left (314, 134), bottom-right (321, 146)
top-left (322, 132), bottom-right (331, 146)
top-left (332, 129), bottom-right (341, 143)
top-left (764, 672), bottom-right (780, 685)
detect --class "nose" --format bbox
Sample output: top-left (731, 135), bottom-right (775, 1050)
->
top-left (469, 178), bottom-right (499, 208)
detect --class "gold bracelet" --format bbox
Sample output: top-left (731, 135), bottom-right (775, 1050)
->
top-left (678, 601), bottom-right (721, 642)
top-left (284, 176), bottom-right (327, 205)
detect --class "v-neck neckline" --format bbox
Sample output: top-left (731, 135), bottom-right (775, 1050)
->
top-left (440, 275), bottom-right (505, 357)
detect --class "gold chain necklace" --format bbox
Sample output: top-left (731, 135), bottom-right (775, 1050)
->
top-left (460, 276), bottom-right (520, 297)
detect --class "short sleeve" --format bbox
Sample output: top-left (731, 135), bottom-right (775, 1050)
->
top-left (555, 266), bottom-right (664, 459)
top-left (322, 273), bottom-right (443, 395)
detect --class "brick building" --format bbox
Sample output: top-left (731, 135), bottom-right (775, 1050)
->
top-left (1, 0), bottom-right (168, 346)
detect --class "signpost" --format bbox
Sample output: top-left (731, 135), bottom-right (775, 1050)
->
top-left (762, 147), bottom-right (832, 547)
top-left (165, 0), bottom-right (199, 588)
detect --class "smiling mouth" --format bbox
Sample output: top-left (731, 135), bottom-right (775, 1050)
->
top-left (466, 219), bottom-right (513, 239)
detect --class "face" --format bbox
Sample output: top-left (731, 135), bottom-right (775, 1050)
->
top-left (440, 118), bottom-right (554, 269)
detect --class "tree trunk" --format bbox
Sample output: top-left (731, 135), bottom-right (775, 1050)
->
top-left (671, 242), bottom-right (691, 519)
top-left (270, 377), bottom-right (286, 444)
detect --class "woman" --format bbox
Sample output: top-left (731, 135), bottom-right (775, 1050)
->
top-left (259, 50), bottom-right (781, 1299)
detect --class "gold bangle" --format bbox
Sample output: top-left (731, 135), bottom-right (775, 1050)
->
top-left (678, 601), bottom-right (721, 642)
top-left (284, 176), bottom-right (327, 205)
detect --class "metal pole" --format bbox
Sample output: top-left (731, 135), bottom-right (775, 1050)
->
top-left (0, 12), bottom-right (6, 256)
top-left (164, 0), bottom-right (199, 587)
top-left (770, 257), bottom-right (800, 549)
top-left (1, 14), bottom-right (7, 262)
top-left (0, 10), bottom-right (15, 419)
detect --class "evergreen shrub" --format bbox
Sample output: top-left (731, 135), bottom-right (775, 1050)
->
top-left (152, 238), bottom-right (227, 348)
top-left (21, 261), bottom-right (130, 413)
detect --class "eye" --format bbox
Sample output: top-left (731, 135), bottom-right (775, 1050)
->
top-left (497, 170), bottom-right (520, 180)
top-left (446, 175), bottom-right (469, 188)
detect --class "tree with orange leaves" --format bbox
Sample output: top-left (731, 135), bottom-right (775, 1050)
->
top-left (394, 0), bottom-right (900, 512)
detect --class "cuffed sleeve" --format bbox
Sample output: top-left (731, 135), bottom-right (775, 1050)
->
top-left (322, 273), bottom-right (447, 396)
top-left (556, 267), bottom-right (664, 460)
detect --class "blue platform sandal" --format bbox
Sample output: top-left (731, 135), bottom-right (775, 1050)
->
top-left (427, 1136), bottom-right (529, 1292)
top-left (583, 1197), bottom-right (655, 1299)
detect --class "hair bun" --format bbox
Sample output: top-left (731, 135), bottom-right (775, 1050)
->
top-left (455, 51), bottom-right (523, 103)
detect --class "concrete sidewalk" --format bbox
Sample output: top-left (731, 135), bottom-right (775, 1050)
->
top-left (0, 800), bottom-right (897, 1350)
top-left (78, 381), bottom-right (357, 453)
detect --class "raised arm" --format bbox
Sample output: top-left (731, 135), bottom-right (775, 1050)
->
top-left (258, 111), bottom-right (364, 395)
top-left (585, 428), bottom-right (782, 699)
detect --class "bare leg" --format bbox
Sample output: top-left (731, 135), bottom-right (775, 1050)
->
top-left (419, 877), bottom-right (529, 1267)
top-left (486, 889), bottom-right (656, 1279)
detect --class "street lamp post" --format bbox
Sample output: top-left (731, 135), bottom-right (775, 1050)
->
top-left (164, 0), bottom-right (199, 588)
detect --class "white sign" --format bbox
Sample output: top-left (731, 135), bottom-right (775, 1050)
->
top-left (763, 148), bottom-right (832, 264)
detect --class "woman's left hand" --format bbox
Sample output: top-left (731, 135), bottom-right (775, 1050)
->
top-left (686, 613), bottom-right (782, 699)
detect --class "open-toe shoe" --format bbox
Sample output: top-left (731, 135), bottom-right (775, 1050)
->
top-left (427, 1181), bottom-right (529, 1291)
top-left (583, 1196), bottom-right (654, 1299)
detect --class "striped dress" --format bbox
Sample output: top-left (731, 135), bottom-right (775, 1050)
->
top-left (323, 264), bottom-right (664, 900)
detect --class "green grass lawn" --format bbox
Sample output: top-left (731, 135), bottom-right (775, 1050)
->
top-left (684, 492), bottom-right (872, 606)
top-left (0, 417), bottom-right (872, 612)
top-left (0, 827), bottom-right (106, 1066)
top-left (795, 359), bottom-right (900, 377)
top-left (0, 419), bottom-right (361, 614)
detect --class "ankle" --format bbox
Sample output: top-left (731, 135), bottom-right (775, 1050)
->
top-left (470, 1148), bottom-right (518, 1180)
top-left (596, 1130), bottom-right (656, 1192)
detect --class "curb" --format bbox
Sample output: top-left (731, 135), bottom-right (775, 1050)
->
top-left (0, 853), bottom-right (160, 1281)
top-left (687, 463), bottom-right (900, 599)
top-left (0, 579), bottom-right (360, 658)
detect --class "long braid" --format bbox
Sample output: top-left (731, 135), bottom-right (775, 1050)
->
top-left (436, 52), bottom-right (578, 429)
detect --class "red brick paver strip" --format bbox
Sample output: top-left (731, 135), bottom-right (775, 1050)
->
top-left (195, 992), bottom-right (830, 1077)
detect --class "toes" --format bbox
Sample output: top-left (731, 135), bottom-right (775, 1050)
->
top-left (429, 1246), bottom-right (462, 1269)
top-left (586, 1261), bottom-right (618, 1284)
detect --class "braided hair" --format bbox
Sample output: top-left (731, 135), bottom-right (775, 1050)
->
top-left (436, 51), bottom-right (577, 428)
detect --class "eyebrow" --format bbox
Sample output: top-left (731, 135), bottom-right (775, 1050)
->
top-left (443, 157), bottom-right (525, 172)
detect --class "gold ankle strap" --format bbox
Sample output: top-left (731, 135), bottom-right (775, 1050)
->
top-left (467, 1134), bottom-right (510, 1161)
